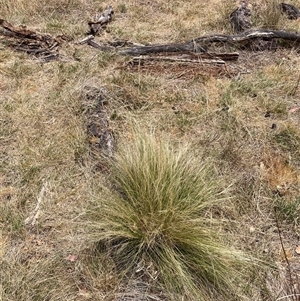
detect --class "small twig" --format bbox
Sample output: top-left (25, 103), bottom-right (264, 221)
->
top-left (274, 206), bottom-right (297, 300)
top-left (25, 183), bottom-right (47, 226)
top-left (276, 294), bottom-right (300, 301)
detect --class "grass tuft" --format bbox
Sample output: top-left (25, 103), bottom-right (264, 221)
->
top-left (275, 196), bottom-right (300, 225)
top-left (87, 133), bottom-right (253, 300)
top-left (254, 0), bottom-right (283, 29)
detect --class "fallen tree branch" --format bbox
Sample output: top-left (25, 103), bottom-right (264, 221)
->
top-left (86, 29), bottom-right (300, 59)
top-left (129, 55), bottom-right (226, 65)
top-left (193, 29), bottom-right (300, 44)
top-left (0, 19), bottom-right (59, 46)
top-left (85, 38), bottom-right (239, 63)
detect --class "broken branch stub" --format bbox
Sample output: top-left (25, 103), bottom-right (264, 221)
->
top-left (230, 2), bottom-right (252, 33)
top-left (87, 5), bottom-right (114, 35)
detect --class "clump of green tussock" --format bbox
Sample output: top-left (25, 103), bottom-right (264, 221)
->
top-left (87, 134), bottom-right (254, 300)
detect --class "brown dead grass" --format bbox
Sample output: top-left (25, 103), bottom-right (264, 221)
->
top-left (1, 0), bottom-right (300, 300)
top-left (260, 152), bottom-right (299, 192)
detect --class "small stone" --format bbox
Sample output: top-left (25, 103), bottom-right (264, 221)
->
top-left (249, 226), bottom-right (255, 233)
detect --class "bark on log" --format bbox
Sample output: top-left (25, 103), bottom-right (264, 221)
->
top-left (84, 86), bottom-right (114, 161)
top-left (193, 29), bottom-right (300, 44)
top-left (118, 42), bottom-right (207, 56)
top-left (129, 55), bottom-right (226, 65)
top-left (85, 38), bottom-right (238, 62)
top-left (201, 52), bottom-right (239, 61)
top-left (96, 29), bottom-right (300, 57)
top-left (0, 19), bottom-right (61, 60)
top-left (128, 52), bottom-right (239, 63)
top-left (0, 19), bottom-right (59, 47)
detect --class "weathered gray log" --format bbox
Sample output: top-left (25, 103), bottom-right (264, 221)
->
top-left (85, 37), bottom-right (239, 61)
top-left (201, 52), bottom-right (239, 61)
top-left (118, 42), bottom-right (207, 56)
top-left (87, 5), bottom-right (114, 35)
top-left (177, 52), bottom-right (239, 61)
top-left (230, 2), bottom-right (252, 33)
top-left (193, 29), bottom-right (300, 44)
top-left (280, 3), bottom-right (300, 20)
top-left (103, 29), bottom-right (300, 57)
top-left (84, 86), bottom-right (114, 160)
top-left (129, 55), bottom-right (226, 65)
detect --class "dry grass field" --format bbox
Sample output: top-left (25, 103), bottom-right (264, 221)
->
top-left (1, 0), bottom-right (300, 300)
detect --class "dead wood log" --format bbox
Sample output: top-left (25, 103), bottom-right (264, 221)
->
top-left (83, 4), bottom-right (300, 61)
top-left (84, 86), bottom-right (114, 162)
top-left (230, 1), bottom-right (252, 33)
top-left (0, 19), bottom-right (58, 47)
top-left (0, 19), bottom-right (61, 60)
top-left (129, 55), bottom-right (226, 65)
top-left (87, 29), bottom-right (300, 61)
top-left (87, 5), bottom-right (114, 35)
top-left (158, 52), bottom-right (239, 61)
top-left (200, 52), bottom-right (239, 61)
top-left (118, 42), bottom-right (207, 56)
top-left (128, 52), bottom-right (240, 65)
top-left (280, 3), bottom-right (300, 20)
top-left (90, 29), bottom-right (300, 57)
top-left (193, 29), bottom-right (300, 44)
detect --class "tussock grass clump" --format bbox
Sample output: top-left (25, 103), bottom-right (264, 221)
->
top-left (254, 0), bottom-right (283, 29)
top-left (88, 134), bottom-right (253, 300)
